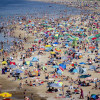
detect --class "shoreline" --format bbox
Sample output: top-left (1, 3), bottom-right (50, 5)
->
top-left (29, 0), bottom-right (100, 13)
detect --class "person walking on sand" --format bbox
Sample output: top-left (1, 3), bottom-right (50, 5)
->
top-left (0, 84), bottom-right (2, 93)
top-left (80, 88), bottom-right (84, 99)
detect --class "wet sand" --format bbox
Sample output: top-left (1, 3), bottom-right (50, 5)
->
top-left (0, 76), bottom-right (46, 100)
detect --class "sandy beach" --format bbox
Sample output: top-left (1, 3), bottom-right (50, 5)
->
top-left (0, 0), bottom-right (100, 100)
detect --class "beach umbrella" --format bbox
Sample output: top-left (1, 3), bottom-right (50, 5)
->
top-left (65, 44), bottom-right (69, 47)
top-left (25, 61), bottom-right (30, 65)
top-left (92, 37), bottom-right (97, 40)
top-left (91, 94), bottom-right (97, 99)
top-left (61, 56), bottom-right (67, 60)
top-left (55, 81), bottom-right (63, 86)
top-left (59, 35), bottom-right (63, 38)
top-left (65, 33), bottom-right (70, 36)
top-left (52, 65), bottom-right (59, 68)
top-left (67, 38), bottom-right (72, 41)
top-left (2, 61), bottom-right (7, 65)
top-left (59, 63), bottom-right (66, 69)
top-left (50, 83), bottom-right (62, 88)
top-left (34, 39), bottom-right (38, 42)
top-left (53, 42), bottom-right (59, 46)
top-left (72, 40), bottom-right (78, 47)
top-left (79, 62), bottom-right (86, 65)
top-left (10, 62), bottom-right (16, 65)
top-left (89, 46), bottom-right (95, 49)
top-left (32, 57), bottom-right (39, 62)
top-left (53, 42), bottom-right (59, 45)
top-left (73, 37), bottom-right (79, 41)
top-left (95, 33), bottom-right (100, 38)
top-left (0, 92), bottom-right (12, 98)
top-left (40, 48), bottom-right (45, 51)
top-left (57, 69), bottom-right (63, 75)
top-left (95, 38), bottom-right (100, 41)
top-left (69, 48), bottom-right (76, 52)
top-left (29, 20), bottom-right (31, 23)
top-left (80, 75), bottom-right (91, 78)
top-left (9, 65), bottom-right (16, 68)
top-left (50, 52), bottom-right (56, 54)
top-left (48, 28), bottom-right (55, 31)
top-left (59, 66), bottom-right (64, 71)
top-left (14, 69), bottom-right (23, 73)
top-left (45, 45), bottom-right (51, 48)
top-left (55, 48), bottom-right (61, 52)
top-left (88, 36), bottom-right (95, 39)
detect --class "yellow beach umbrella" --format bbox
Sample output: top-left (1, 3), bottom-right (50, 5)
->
top-left (2, 61), bottom-right (7, 65)
top-left (55, 34), bottom-right (58, 37)
top-left (45, 45), bottom-right (51, 47)
top-left (26, 61), bottom-right (30, 65)
top-left (50, 52), bottom-right (55, 54)
top-left (0, 92), bottom-right (12, 98)
top-left (34, 31), bottom-right (37, 33)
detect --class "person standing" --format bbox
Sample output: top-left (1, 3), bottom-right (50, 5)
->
top-left (87, 91), bottom-right (91, 100)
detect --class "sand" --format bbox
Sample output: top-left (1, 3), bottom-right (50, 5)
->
top-left (0, 1), bottom-right (100, 100)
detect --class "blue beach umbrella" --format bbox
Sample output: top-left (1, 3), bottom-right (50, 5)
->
top-left (79, 62), bottom-right (86, 64)
top-left (14, 69), bottom-right (23, 73)
top-left (52, 65), bottom-right (59, 68)
top-left (50, 83), bottom-right (62, 88)
top-left (9, 65), bottom-right (16, 68)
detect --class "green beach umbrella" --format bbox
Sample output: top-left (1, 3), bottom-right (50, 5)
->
top-left (59, 35), bottom-right (63, 38)
top-left (95, 38), bottom-right (100, 41)
top-left (88, 36), bottom-right (95, 39)
top-left (72, 40), bottom-right (78, 47)
top-left (95, 33), bottom-right (100, 38)
top-left (65, 33), bottom-right (70, 36)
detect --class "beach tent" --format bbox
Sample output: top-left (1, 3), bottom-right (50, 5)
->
top-left (89, 65), bottom-right (96, 70)
top-left (77, 67), bottom-right (86, 74)
top-left (69, 68), bottom-right (78, 73)
top-left (59, 63), bottom-right (66, 69)
top-left (32, 57), bottom-right (39, 62)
